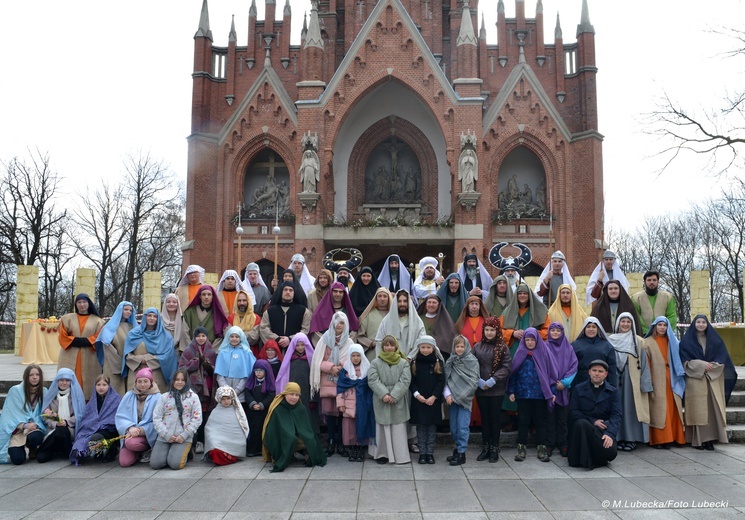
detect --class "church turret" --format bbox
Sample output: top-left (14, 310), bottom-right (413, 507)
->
top-left (265, 0), bottom-right (276, 37)
top-left (247, 0), bottom-right (257, 68)
top-left (576, 0), bottom-right (597, 129)
top-left (301, 11), bottom-right (307, 42)
top-left (554, 12), bottom-right (566, 103)
top-left (497, 0), bottom-right (507, 67)
top-left (192, 0), bottom-right (213, 133)
top-left (226, 15), bottom-right (237, 106)
top-left (454, 1), bottom-right (482, 97)
top-left (281, 0), bottom-right (291, 68)
top-left (479, 13), bottom-right (488, 79)
top-left (535, 0), bottom-right (545, 66)
top-left (297, 0), bottom-right (325, 99)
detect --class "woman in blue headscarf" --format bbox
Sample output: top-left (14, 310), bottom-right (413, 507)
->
top-left (95, 301), bottom-right (137, 396)
top-left (215, 326), bottom-right (257, 413)
top-left (36, 368), bottom-right (85, 463)
top-left (0, 365), bottom-right (46, 464)
top-left (123, 308), bottom-right (178, 392)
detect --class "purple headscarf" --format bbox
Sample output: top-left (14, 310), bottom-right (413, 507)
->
top-left (275, 333), bottom-right (314, 393)
top-left (70, 383), bottom-right (122, 463)
top-left (545, 322), bottom-right (578, 407)
top-left (246, 359), bottom-right (276, 393)
top-left (510, 327), bottom-right (555, 410)
top-left (309, 281), bottom-right (359, 334)
top-left (186, 285), bottom-right (229, 339)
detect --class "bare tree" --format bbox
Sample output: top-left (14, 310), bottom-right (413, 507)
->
top-left (0, 150), bottom-right (67, 266)
top-left (71, 184), bottom-right (129, 313)
top-left (647, 29), bottom-right (745, 176)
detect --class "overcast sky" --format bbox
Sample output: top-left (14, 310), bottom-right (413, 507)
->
top-left (1, 0), bottom-right (741, 233)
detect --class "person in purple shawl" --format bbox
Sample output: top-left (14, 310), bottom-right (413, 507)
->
top-left (71, 375), bottom-right (122, 465)
top-left (544, 322), bottom-right (578, 457)
top-left (275, 333), bottom-right (320, 435)
top-left (508, 328), bottom-right (556, 463)
top-left (309, 281), bottom-right (359, 344)
top-left (244, 359), bottom-right (276, 456)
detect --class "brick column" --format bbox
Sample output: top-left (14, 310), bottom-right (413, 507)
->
top-left (75, 268), bottom-right (97, 304)
top-left (142, 271), bottom-right (163, 311)
top-left (689, 270), bottom-right (711, 320)
top-left (14, 265), bottom-right (39, 355)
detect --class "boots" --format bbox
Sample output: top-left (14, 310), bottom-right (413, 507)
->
top-left (537, 444), bottom-right (550, 462)
top-left (446, 449), bottom-right (459, 462)
top-left (514, 443), bottom-right (526, 462)
top-left (449, 451), bottom-right (466, 466)
top-left (476, 444), bottom-right (490, 461)
top-left (489, 444), bottom-right (500, 463)
top-left (336, 443), bottom-right (349, 457)
top-left (348, 446), bottom-right (357, 462)
top-left (325, 440), bottom-right (336, 457)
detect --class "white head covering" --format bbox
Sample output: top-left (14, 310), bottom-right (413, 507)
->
top-left (456, 255), bottom-right (494, 301)
top-left (608, 312), bottom-right (639, 371)
top-left (534, 251), bottom-right (575, 294)
top-left (342, 344), bottom-right (370, 380)
top-left (414, 256), bottom-right (441, 286)
top-left (178, 265), bottom-right (205, 287)
top-left (291, 253), bottom-right (316, 295)
top-left (412, 335), bottom-right (445, 363)
top-left (243, 262), bottom-right (268, 289)
top-left (310, 312), bottom-right (352, 396)
top-left (586, 258), bottom-right (630, 305)
top-left (218, 269), bottom-right (255, 308)
top-left (378, 254), bottom-right (412, 293)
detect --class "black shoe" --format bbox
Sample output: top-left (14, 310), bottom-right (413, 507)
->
top-left (449, 452), bottom-right (466, 466)
top-left (446, 449), bottom-right (458, 462)
top-left (325, 441), bottom-right (336, 457)
top-left (489, 445), bottom-right (500, 463)
top-left (357, 446), bottom-right (366, 462)
top-left (476, 445), bottom-right (490, 461)
top-left (376, 457), bottom-right (388, 464)
top-left (337, 444), bottom-right (349, 457)
top-left (704, 441), bottom-right (715, 451)
top-left (426, 454), bottom-right (435, 464)
top-left (348, 446), bottom-right (357, 462)
top-left (418, 454), bottom-right (427, 464)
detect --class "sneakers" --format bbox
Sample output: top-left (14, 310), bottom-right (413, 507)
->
top-left (514, 444), bottom-right (526, 462)
top-left (140, 449), bottom-right (152, 463)
top-left (537, 444), bottom-right (550, 462)
top-left (195, 442), bottom-right (205, 454)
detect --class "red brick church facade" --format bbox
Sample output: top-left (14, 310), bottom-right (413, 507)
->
top-left (184, 0), bottom-right (603, 280)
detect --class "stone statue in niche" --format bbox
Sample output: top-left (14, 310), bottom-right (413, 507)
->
top-left (299, 131), bottom-right (321, 194)
top-left (495, 174), bottom-right (549, 220)
top-left (458, 147), bottom-right (478, 193)
top-left (364, 136), bottom-right (421, 203)
top-left (299, 150), bottom-right (320, 193)
top-left (520, 183), bottom-right (533, 205)
top-left (507, 174), bottom-right (520, 203)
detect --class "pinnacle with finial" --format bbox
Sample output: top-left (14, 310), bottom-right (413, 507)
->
top-left (195, 0), bottom-right (213, 39)
top-left (577, 0), bottom-right (595, 35)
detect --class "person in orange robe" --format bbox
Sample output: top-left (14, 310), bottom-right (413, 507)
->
top-left (643, 316), bottom-right (685, 448)
top-left (175, 265), bottom-right (205, 311)
top-left (58, 294), bottom-right (105, 401)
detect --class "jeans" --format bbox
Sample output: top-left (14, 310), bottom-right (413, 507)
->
top-left (449, 403), bottom-right (471, 453)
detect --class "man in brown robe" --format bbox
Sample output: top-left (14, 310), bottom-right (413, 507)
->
top-left (58, 294), bottom-right (104, 400)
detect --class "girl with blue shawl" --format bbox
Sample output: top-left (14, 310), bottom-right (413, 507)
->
top-left (71, 375), bottom-right (122, 465)
top-left (336, 344), bottom-right (375, 462)
top-left (95, 301), bottom-right (137, 396)
top-left (37, 367), bottom-right (85, 463)
top-left (123, 308), bottom-right (178, 392)
top-left (215, 326), bottom-right (256, 409)
top-left (0, 365), bottom-right (47, 464)
top-left (643, 316), bottom-right (685, 448)
top-left (115, 367), bottom-right (161, 466)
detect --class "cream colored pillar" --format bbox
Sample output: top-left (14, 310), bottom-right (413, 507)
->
top-left (204, 272), bottom-right (219, 288)
top-left (627, 272), bottom-right (644, 298)
top-left (74, 268), bottom-right (97, 302)
top-left (574, 275), bottom-right (592, 314)
top-left (142, 271), bottom-right (162, 311)
top-left (689, 270), bottom-right (711, 320)
top-left (14, 265), bottom-right (40, 355)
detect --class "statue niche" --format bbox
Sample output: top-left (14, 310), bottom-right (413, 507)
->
top-left (495, 146), bottom-right (549, 220)
top-left (365, 136), bottom-right (422, 203)
top-left (243, 149), bottom-right (290, 219)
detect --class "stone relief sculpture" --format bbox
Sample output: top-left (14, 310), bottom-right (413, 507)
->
top-left (246, 170), bottom-right (290, 218)
top-left (364, 136), bottom-right (421, 203)
top-left (495, 174), bottom-right (549, 219)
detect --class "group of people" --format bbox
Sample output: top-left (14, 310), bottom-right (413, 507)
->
top-left (0, 249), bottom-right (737, 473)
